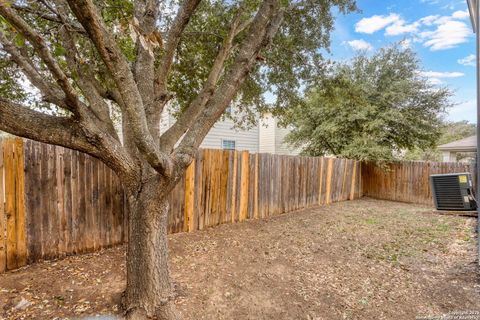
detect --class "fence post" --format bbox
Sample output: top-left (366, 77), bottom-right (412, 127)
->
top-left (14, 139), bottom-right (27, 267)
top-left (254, 153), bottom-right (259, 219)
top-left (184, 160), bottom-right (195, 232)
top-left (350, 161), bottom-right (357, 200)
top-left (325, 158), bottom-right (334, 205)
top-left (4, 140), bottom-right (17, 270)
top-left (239, 151), bottom-right (250, 221)
top-left (318, 158), bottom-right (324, 205)
top-left (341, 159), bottom-right (348, 200)
top-left (3, 139), bottom-right (26, 270)
top-left (231, 151), bottom-right (237, 223)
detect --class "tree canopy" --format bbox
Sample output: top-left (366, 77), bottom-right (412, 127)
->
top-left (0, 0), bottom-right (356, 125)
top-left (285, 45), bottom-right (452, 161)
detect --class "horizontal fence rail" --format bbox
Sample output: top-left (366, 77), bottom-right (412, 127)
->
top-left (0, 138), bottom-right (362, 271)
top-left (362, 161), bottom-right (475, 205)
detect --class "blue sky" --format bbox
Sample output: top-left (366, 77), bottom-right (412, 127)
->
top-left (328, 0), bottom-right (476, 123)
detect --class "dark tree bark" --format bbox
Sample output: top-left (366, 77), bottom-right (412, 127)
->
top-left (0, 0), bottom-right (285, 318)
top-left (124, 176), bottom-right (179, 320)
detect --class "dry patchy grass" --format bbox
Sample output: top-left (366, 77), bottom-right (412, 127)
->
top-left (1, 198), bottom-right (479, 319)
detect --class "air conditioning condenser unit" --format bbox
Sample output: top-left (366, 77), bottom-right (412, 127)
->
top-left (430, 173), bottom-right (476, 211)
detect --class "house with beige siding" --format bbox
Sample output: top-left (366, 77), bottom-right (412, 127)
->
top-left (160, 108), bottom-right (299, 155)
top-left (438, 135), bottom-right (476, 163)
top-left (258, 115), bottom-right (300, 155)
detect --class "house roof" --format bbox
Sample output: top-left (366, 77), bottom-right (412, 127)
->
top-left (438, 135), bottom-right (477, 152)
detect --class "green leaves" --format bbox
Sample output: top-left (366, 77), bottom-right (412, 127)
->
top-left (0, 0), bottom-right (357, 128)
top-left (13, 33), bottom-right (24, 47)
top-left (0, 15), bottom-right (9, 32)
top-left (285, 44), bottom-right (452, 162)
top-left (168, 0), bottom-right (357, 124)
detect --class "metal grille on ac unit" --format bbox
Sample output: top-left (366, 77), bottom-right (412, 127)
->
top-left (430, 173), bottom-right (477, 211)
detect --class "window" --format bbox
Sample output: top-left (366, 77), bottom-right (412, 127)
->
top-left (222, 139), bottom-right (236, 150)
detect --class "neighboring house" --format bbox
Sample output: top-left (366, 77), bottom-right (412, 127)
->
top-left (438, 135), bottom-right (476, 162)
top-left (258, 115), bottom-right (300, 155)
top-left (160, 108), bottom-right (300, 155)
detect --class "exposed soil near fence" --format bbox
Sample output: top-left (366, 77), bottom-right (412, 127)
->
top-left (1, 198), bottom-right (479, 320)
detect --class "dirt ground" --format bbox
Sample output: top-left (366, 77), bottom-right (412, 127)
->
top-left (1, 198), bottom-right (479, 320)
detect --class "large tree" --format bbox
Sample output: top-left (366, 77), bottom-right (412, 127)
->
top-left (0, 0), bottom-right (356, 319)
top-left (285, 45), bottom-right (452, 161)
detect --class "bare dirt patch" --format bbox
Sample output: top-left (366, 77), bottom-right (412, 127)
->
top-left (1, 198), bottom-right (479, 319)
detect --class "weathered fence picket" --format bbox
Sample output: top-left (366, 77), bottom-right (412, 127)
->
top-left (0, 138), bottom-right (27, 272)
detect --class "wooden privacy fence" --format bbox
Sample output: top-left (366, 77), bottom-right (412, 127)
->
top-left (362, 161), bottom-right (475, 205)
top-left (2, 137), bottom-right (477, 273)
top-left (168, 150), bottom-right (362, 233)
top-left (0, 138), bottom-right (362, 272)
top-left (0, 138), bottom-right (126, 273)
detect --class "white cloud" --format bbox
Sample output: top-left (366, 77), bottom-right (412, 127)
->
top-left (420, 20), bottom-right (471, 50)
top-left (355, 10), bottom-right (473, 51)
top-left (419, 15), bottom-right (442, 26)
top-left (385, 20), bottom-right (419, 36)
top-left (355, 14), bottom-right (400, 34)
top-left (419, 71), bottom-right (465, 78)
top-left (452, 10), bottom-right (469, 20)
top-left (346, 39), bottom-right (373, 51)
top-left (419, 70), bottom-right (465, 86)
top-left (458, 54), bottom-right (476, 66)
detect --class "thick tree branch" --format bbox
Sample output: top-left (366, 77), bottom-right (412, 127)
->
top-left (66, 0), bottom-right (172, 176)
top-left (173, 0), bottom-right (284, 168)
top-left (0, 98), bottom-right (91, 151)
top-left (134, 0), bottom-right (159, 100)
top-left (159, 11), bottom-right (246, 153)
top-left (51, 0), bottom-right (117, 138)
top-left (0, 97), bottom-right (140, 187)
top-left (133, 0), bottom-right (161, 140)
top-left (154, 0), bottom-right (200, 98)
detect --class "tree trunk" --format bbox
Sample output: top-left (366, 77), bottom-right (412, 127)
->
top-left (123, 178), bottom-right (180, 320)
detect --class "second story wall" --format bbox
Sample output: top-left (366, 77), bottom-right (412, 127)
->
top-left (258, 116), bottom-right (276, 154)
top-left (160, 107), bottom-right (259, 152)
top-left (275, 126), bottom-right (300, 156)
top-left (259, 115), bottom-right (300, 156)
top-left (200, 118), bottom-right (259, 152)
